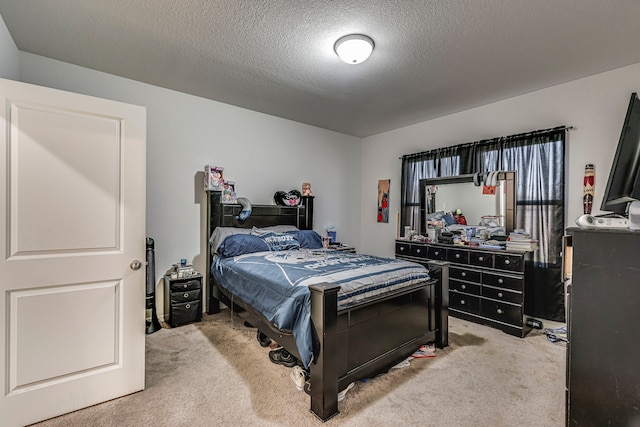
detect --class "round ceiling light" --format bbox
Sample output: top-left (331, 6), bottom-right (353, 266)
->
top-left (334, 34), bottom-right (375, 65)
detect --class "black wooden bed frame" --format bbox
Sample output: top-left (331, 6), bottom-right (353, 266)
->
top-left (205, 191), bottom-right (449, 421)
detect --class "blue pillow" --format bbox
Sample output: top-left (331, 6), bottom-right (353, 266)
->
top-left (443, 213), bottom-right (458, 226)
top-left (292, 230), bottom-right (323, 249)
top-left (217, 234), bottom-right (270, 257)
top-left (256, 231), bottom-right (301, 251)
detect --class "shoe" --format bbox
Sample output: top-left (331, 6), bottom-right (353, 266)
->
top-left (338, 382), bottom-right (355, 402)
top-left (411, 344), bottom-right (436, 358)
top-left (290, 366), bottom-right (308, 391)
top-left (302, 380), bottom-right (355, 401)
top-left (269, 340), bottom-right (280, 350)
top-left (257, 330), bottom-right (271, 347)
top-left (268, 348), bottom-right (299, 368)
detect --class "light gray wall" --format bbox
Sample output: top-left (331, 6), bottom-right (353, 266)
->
top-left (0, 14), bottom-right (19, 80)
top-left (17, 52), bottom-right (361, 316)
top-left (360, 62), bottom-right (640, 258)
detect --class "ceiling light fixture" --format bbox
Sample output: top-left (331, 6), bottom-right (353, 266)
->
top-left (334, 34), bottom-right (375, 65)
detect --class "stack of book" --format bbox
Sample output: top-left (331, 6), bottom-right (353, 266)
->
top-left (506, 230), bottom-right (539, 251)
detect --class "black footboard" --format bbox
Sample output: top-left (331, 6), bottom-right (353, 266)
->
top-left (307, 261), bottom-right (449, 421)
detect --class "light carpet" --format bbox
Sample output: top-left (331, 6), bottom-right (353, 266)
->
top-left (32, 310), bottom-right (566, 427)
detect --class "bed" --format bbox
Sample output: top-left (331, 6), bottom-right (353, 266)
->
top-left (205, 191), bottom-right (449, 421)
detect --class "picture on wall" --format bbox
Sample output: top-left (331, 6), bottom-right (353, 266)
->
top-left (377, 179), bottom-right (390, 223)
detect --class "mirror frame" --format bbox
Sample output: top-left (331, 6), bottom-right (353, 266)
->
top-left (419, 171), bottom-right (516, 235)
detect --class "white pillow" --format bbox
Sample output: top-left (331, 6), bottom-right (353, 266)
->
top-left (209, 227), bottom-right (252, 253)
top-left (251, 225), bottom-right (299, 235)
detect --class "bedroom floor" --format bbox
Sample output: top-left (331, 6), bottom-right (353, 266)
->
top-left (32, 312), bottom-right (566, 427)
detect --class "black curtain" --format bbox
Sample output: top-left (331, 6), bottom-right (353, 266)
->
top-left (400, 127), bottom-right (567, 321)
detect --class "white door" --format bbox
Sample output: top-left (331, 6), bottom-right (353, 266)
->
top-left (0, 78), bottom-right (146, 426)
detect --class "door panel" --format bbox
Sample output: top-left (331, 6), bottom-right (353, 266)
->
top-left (0, 78), bottom-right (146, 427)
top-left (10, 104), bottom-right (121, 254)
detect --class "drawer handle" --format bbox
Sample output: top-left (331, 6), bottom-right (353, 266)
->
top-left (461, 284), bottom-right (466, 290)
top-left (183, 293), bottom-right (189, 298)
top-left (434, 251), bottom-right (439, 256)
top-left (416, 249), bottom-right (421, 253)
top-left (400, 247), bottom-right (405, 251)
top-left (497, 308), bottom-right (503, 314)
top-left (186, 304), bottom-right (191, 309)
top-left (460, 300), bottom-right (465, 305)
top-left (505, 259), bottom-right (511, 265)
top-left (498, 279), bottom-right (504, 284)
top-left (498, 292), bottom-right (503, 298)
top-left (478, 256), bottom-right (484, 261)
top-left (455, 254), bottom-right (461, 259)
top-left (461, 272), bottom-right (466, 277)
top-left (183, 284), bottom-right (188, 288)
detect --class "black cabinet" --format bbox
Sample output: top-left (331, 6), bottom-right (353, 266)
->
top-left (396, 240), bottom-right (531, 337)
top-left (566, 228), bottom-right (640, 427)
top-left (164, 273), bottom-right (203, 327)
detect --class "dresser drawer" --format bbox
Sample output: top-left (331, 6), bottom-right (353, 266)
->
top-left (170, 278), bottom-right (201, 292)
top-left (495, 254), bottom-right (524, 272)
top-left (410, 243), bottom-right (428, 259)
top-left (170, 288), bottom-right (201, 304)
top-left (450, 266), bottom-right (481, 283)
top-left (470, 251), bottom-right (493, 268)
top-left (395, 242), bottom-right (410, 257)
top-left (482, 286), bottom-right (522, 304)
top-left (427, 245), bottom-right (447, 261)
top-left (483, 272), bottom-right (523, 292)
top-left (450, 292), bottom-right (480, 314)
top-left (450, 279), bottom-right (480, 295)
top-left (480, 300), bottom-right (522, 326)
top-left (447, 248), bottom-right (469, 264)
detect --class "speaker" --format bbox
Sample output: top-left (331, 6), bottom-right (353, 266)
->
top-left (146, 237), bottom-right (161, 334)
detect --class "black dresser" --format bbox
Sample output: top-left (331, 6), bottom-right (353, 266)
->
top-left (396, 240), bottom-right (532, 337)
top-left (566, 227), bottom-right (640, 426)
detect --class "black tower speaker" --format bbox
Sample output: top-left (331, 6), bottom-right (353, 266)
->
top-left (146, 237), bottom-right (162, 334)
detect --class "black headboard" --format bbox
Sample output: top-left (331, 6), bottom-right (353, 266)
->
top-left (205, 190), bottom-right (314, 313)
top-left (207, 191), bottom-right (313, 234)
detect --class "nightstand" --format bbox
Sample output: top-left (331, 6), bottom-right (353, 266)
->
top-left (164, 272), bottom-right (203, 327)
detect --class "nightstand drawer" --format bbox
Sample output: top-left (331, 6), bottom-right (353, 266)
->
top-left (169, 300), bottom-right (202, 327)
top-left (170, 279), bottom-right (201, 292)
top-left (170, 288), bottom-right (201, 304)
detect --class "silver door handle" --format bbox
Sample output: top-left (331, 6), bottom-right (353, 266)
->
top-left (130, 260), bottom-right (142, 270)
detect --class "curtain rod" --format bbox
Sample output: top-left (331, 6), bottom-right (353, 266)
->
top-left (400, 125), bottom-right (573, 160)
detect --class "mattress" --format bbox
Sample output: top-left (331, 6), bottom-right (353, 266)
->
top-left (212, 249), bottom-right (430, 368)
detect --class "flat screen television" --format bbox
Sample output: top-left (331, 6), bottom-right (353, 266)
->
top-left (600, 92), bottom-right (640, 216)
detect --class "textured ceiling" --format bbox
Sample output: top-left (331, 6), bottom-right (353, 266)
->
top-left (2, 0), bottom-right (640, 137)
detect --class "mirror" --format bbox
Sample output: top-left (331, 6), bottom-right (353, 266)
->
top-left (419, 171), bottom-right (516, 235)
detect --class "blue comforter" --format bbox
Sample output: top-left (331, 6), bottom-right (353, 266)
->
top-left (212, 249), bottom-right (430, 368)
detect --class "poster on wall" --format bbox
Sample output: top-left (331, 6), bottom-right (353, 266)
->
top-left (377, 179), bottom-right (390, 223)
